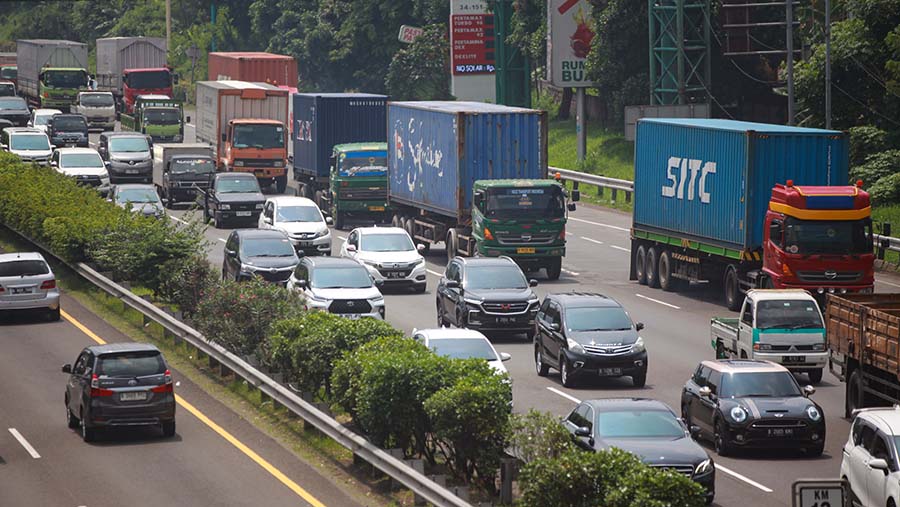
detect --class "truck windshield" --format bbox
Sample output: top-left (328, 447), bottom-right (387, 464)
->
top-left (310, 266), bottom-right (373, 289)
top-left (170, 158), bottom-right (215, 175)
top-left (721, 372), bottom-right (802, 398)
top-left (277, 206), bottom-right (321, 223)
top-left (126, 70), bottom-right (171, 89)
top-left (10, 135), bottom-right (50, 151)
top-left (80, 94), bottom-right (114, 107)
top-left (110, 137), bottom-right (149, 153)
top-left (784, 217), bottom-right (872, 255)
top-left (360, 233), bottom-right (414, 252)
top-left (566, 307), bottom-right (633, 332)
top-left (43, 70), bottom-right (87, 88)
top-left (216, 177), bottom-right (260, 193)
top-left (0, 67), bottom-right (15, 80)
top-left (143, 108), bottom-right (180, 125)
top-left (233, 124), bottom-right (284, 150)
top-left (484, 186), bottom-right (565, 219)
top-left (339, 151), bottom-right (387, 177)
top-left (755, 299), bottom-right (823, 330)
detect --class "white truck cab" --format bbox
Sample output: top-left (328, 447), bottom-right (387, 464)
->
top-left (74, 91), bottom-right (116, 131)
top-left (711, 289), bottom-right (827, 383)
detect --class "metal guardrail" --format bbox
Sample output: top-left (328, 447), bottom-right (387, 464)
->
top-left (549, 166), bottom-right (634, 203)
top-left (70, 262), bottom-right (473, 507)
top-left (875, 234), bottom-right (900, 255)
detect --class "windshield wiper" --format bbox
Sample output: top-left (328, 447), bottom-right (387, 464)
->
top-left (787, 323), bottom-right (823, 330)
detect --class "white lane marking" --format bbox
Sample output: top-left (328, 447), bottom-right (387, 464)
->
top-left (715, 464), bottom-right (773, 493)
top-left (8, 428), bottom-right (41, 459)
top-left (186, 123), bottom-right (195, 128)
top-left (569, 217), bottom-right (630, 233)
top-left (635, 293), bottom-right (681, 309)
top-left (580, 236), bottom-right (603, 245)
top-left (426, 269), bottom-right (443, 277)
top-left (170, 216), bottom-right (189, 225)
top-left (217, 238), bottom-right (226, 243)
top-left (878, 278), bottom-right (900, 288)
top-left (337, 236), bottom-right (347, 241)
top-left (561, 268), bottom-right (580, 276)
top-left (609, 245), bottom-right (631, 253)
top-left (546, 387), bottom-right (582, 404)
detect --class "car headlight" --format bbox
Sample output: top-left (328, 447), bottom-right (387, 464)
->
top-left (240, 263), bottom-right (256, 272)
top-left (412, 257), bottom-right (425, 266)
top-left (694, 459), bottom-right (713, 475)
top-left (806, 405), bottom-right (822, 422)
top-left (527, 296), bottom-right (539, 305)
top-left (730, 406), bottom-right (747, 423)
top-left (812, 342), bottom-right (826, 352)
top-left (361, 259), bottom-right (379, 267)
top-left (758, 343), bottom-right (772, 351)
top-left (463, 297), bottom-right (482, 307)
top-left (631, 336), bottom-right (645, 353)
top-left (219, 203), bottom-right (231, 210)
top-left (316, 229), bottom-right (330, 238)
top-left (566, 337), bottom-right (584, 354)
top-left (255, 203), bottom-right (264, 210)
top-left (368, 295), bottom-right (384, 303)
top-left (304, 292), bottom-right (328, 303)
top-left (234, 160), bottom-right (245, 167)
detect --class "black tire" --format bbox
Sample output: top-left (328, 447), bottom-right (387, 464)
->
top-left (560, 357), bottom-right (575, 387)
top-left (658, 250), bottom-right (676, 292)
top-left (333, 210), bottom-right (344, 230)
top-left (222, 263), bottom-right (228, 281)
top-left (646, 247), bottom-right (661, 288)
top-left (446, 230), bottom-right (458, 263)
top-left (48, 307), bottom-right (60, 322)
top-left (846, 369), bottom-right (864, 419)
top-left (213, 212), bottom-right (224, 229)
top-left (805, 442), bottom-right (824, 458)
top-left (724, 267), bottom-right (741, 311)
top-left (66, 398), bottom-right (79, 429)
top-left (808, 368), bottom-right (824, 384)
top-left (391, 214), bottom-right (401, 228)
top-left (635, 245), bottom-right (648, 285)
top-left (535, 344), bottom-right (549, 377)
top-left (632, 369), bottom-right (647, 388)
top-left (81, 409), bottom-right (96, 442)
top-left (414, 283), bottom-right (426, 294)
top-left (763, 276), bottom-right (775, 289)
top-left (546, 257), bottom-right (562, 280)
top-left (314, 190), bottom-right (324, 209)
top-left (275, 175), bottom-right (287, 194)
top-left (437, 303), bottom-right (448, 327)
top-left (714, 420), bottom-right (731, 457)
top-left (162, 420), bottom-right (176, 438)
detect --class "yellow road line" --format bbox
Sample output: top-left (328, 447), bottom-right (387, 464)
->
top-left (61, 308), bottom-right (326, 507)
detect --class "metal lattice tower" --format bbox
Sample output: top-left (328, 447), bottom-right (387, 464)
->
top-left (648, 0), bottom-right (712, 105)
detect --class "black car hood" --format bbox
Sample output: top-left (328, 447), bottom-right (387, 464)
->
top-left (597, 436), bottom-right (708, 466)
top-left (721, 395), bottom-right (817, 418)
top-left (464, 287), bottom-right (535, 302)
top-left (217, 192), bottom-right (264, 203)
top-left (569, 329), bottom-right (639, 346)
top-left (242, 256), bottom-right (298, 269)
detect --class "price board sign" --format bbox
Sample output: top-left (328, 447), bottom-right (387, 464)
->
top-left (792, 479), bottom-right (846, 507)
top-left (450, 12), bottom-right (495, 75)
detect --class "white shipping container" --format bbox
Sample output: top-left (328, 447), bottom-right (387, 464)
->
top-left (96, 37), bottom-right (167, 93)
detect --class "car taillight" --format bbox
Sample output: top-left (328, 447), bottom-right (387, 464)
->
top-left (0, 286), bottom-right (5, 293)
top-left (90, 373), bottom-right (114, 397)
top-left (151, 369), bottom-right (174, 393)
top-left (40, 279), bottom-right (56, 289)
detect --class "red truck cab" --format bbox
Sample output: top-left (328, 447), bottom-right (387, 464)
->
top-left (763, 181), bottom-right (874, 296)
top-left (122, 67), bottom-right (173, 113)
top-left (221, 119), bottom-right (288, 193)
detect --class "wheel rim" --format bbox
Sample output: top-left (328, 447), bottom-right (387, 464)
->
top-left (535, 348), bottom-right (542, 373)
top-left (561, 360), bottom-right (568, 384)
top-left (715, 424), bottom-right (725, 453)
top-left (660, 254), bottom-right (669, 286)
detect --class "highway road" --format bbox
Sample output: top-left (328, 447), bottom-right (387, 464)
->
top-left (97, 121), bottom-right (900, 506)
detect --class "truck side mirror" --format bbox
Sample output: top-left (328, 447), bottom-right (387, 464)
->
top-left (571, 189), bottom-right (581, 202)
top-left (221, 132), bottom-right (227, 143)
top-left (567, 202), bottom-right (577, 212)
top-left (635, 322), bottom-right (645, 331)
top-left (185, 116), bottom-right (191, 124)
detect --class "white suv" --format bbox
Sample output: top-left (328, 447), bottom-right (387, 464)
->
top-left (51, 147), bottom-right (111, 195)
top-left (340, 227), bottom-right (427, 293)
top-left (841, 406), bottom-right (900, 507)
top-left (259, 196), bottom-right (332, 256)
top-left (287, 256), bottom-right (385, 319)
top-left (1, 127), bottom-right (52, 164)
top-left (0, 252), bottom-right (60, 321)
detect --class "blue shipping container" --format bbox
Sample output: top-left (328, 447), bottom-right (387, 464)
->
top-left (291, 93), bottom-right (387, 179)
top-left (388, 101), bottom-right (547, 219)
top-left (633, 118), bottom-right (849, 251)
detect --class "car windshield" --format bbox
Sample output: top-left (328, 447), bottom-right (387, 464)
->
top-left (96, 351), bottom-right (166, 377)
top-left (80, 94), bottom-right (114, 107)
top-left (216, 177), bottom-right (260, 193)
top-left (0, 68), bottom-right (15, 80)
top-left (60, 153), bottom-right (103, 168)
top-left (0, 83), bottom-right (14, 96)
top-left (242, 237), bottom-right (296, 258)
top-left (34, 112), bottom-right (59, 125)
top-left (116, 188), bottom-right (159, 204)
top-left (594, 410), bottom-right (685, 438)
top-left (360, 233), bottom-right (414, 252)
top-left (784, 217), bottom-right (872, 255)
top-left (170, 158), bottom-right (215, 174)
top-left (566, 307), bottom-right (633, 332)
top-left (126, 70), bottom-right (170, 89)
top-left (43, 70), bottom-right (87, 88)
top-left (338, 150), bottom-right (387, 177)
top-left (53, 117), bottom-right (87, 130)
top-left (484, 186), bottom-right (565, 219)
top-left (721, 371), bottom-right (802, 398)
top-left (0, 97), bottom-right (26, 109)
top-left (109, 137), bottom-right (149, 153)
top-left (429, 338), bottom-right (497, 361)
top-left (10, 134), bottom-right (50, 151)
top-left (756, 299), bottom-right (824, 330)
top-left (310, 266), bottom-right (373, 289)
top-left (143, 108), bottom-right (180, 125)
top-left (0, 259), bottom-right (49, 277)
top-left (233, 124), bottom-right (284, 149)
top-left (465, 265), bottom-right (527, 290)
top-left (277, 205), bottom-right (321, 223)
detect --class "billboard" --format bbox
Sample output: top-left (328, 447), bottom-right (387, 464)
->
top-left (451, 10), bottom-right (495, 75)
top-left (547, 0), bottom-right (595, 87)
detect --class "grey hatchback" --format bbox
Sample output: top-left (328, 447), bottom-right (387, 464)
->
top-left (63, 343), bottom-right (176, 442)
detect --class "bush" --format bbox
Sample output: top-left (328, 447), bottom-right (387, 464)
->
top-left (850, 149), bottom-right (900, 189)
top-left (849, 126), bottom-right (889, 168)
top-left (157, 254), bottom-right (217, 316)
top-left (331, 335), bottom-right (418, 415)
top-left (869, 171), bottom-right (900, 206)
top-left (193, 278), bottom-right (305, 357)
top-left (508, 410), bottom-right (574, 463)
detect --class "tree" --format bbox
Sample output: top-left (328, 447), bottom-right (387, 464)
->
top-left (385, 24), bottom-right (451, 100)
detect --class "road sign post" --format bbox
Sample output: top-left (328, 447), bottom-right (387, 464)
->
top-left (792, 479), bottom-right (846, 507)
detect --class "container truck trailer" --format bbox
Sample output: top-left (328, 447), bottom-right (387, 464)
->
top-left (95, 37), bottom-right (173, 114)
top-left (16, 39), bottom-right (88, 111)
top-left (207, 52), bottom-right (298, 88)
top-left (629, 118), bottom-right (874, 310)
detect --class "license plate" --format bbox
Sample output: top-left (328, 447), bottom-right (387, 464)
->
top-left (120, 391), bottom-right (148, 402)
top-left (236, 211), bottom-right (252, 217)
top-left (517, 247), bottom-right (536, 254)
top-left (782, 356), bottom-right (806, 364)
top-left (298, 241), bottom-right (312, 247)
top-left (340, 313), bottom-right (363, 320)
top-left (12, 287), bottom-right (32, 294)
top-left (368, 206), bottom-right (385, 212)
top-left (125, 169), bottom-right (139, 174)
top-left (386, 271), bottom-right (404, 279)
top-left (768, 428), bottom-right (794, 437)
top-left (497, 317), bottom-right (516, 324)
top-left (599, 368), bottom-right (622, 376)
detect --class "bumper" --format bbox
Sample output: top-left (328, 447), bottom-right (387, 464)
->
top-left (215, 210), bottom-right (262, 222)
top-left (477, 243), bottom-right (566, 260)
top-left (150, 134), bottom-right (183, 143)
top-left (89, 398), bottom-right (176, 427)
top-left (86, 118), bottom-right (115, 129)
top-left (464, 306), bottom-right (538, 332)
top-left (564, 348), bottom-right (648, 378)
top-left (0, 291), bottom-right (60, 311)
top-left (50, 136), bottom-right (89, 147)
top-left (290, 235), bottom-right (332, 256)
top-left (235, 168), bottom-right (287, 180)
top-left (335, 200), bottom-right (390, 215)
top-left (167, 184), bottom-right (209, 201)
top-left (306, 300), bottom-right (385, 320)
top-left (364, 263), bottom-right (427, 286)
top-left (753, 351), bottom-right (827, 370)
top-left (721, 420), bottom-right (826, 450)
top-left (109, 165), bottom-right (152, 183)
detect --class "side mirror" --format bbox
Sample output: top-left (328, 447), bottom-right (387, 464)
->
top-left (500, 352), bottom-right (511, 362)
top-left (105, 161), bottom-right (111, 168)
top-left (803, 385), bottom-right (816, 397)
top-left (445, 280), bottom-right (460, 289)
top-left (636, 322), bottom-right (645, 331)
top-left (185, 116), bottom-right (191, 124)
top-left (529, 279), bottom-right (539, 287)
top-left (61, 364), bottom-right (72, 374)
top-left (224, 248), bottom-right (236, 257)
top-left (221, 132), bottom-right (227, 143)
top-left (374, 279), bottom-right (384, 287)
top-left (699, 386), bottom-right (712, 398)
top-left (417, 243), bottom-right (426, 253)
top-left (262, 216), bottom-right (272, 225)
top-left (567, 202), bottom-right (577, 212)
top-left (574, 426), bottom-right (591, 438)
top-left (50, 160), bottom-right (57, 167)
top-left (869, 458), bottom-right (890, 473)
top-left (689, 424), bottom-right (701, 437)
top-left (571, 189), bottom-right (581, 202)
top-left (325, 216), bottom-right (333, 225)
top-left (346, 244), bottom-right (357, 253)
top-left (550, 322), bottom-right (561, 332)
top-left (296, 279), bottom-right (307, 289)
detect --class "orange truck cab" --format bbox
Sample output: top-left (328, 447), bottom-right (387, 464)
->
top-left (220, 118), bottom-right (288, 192)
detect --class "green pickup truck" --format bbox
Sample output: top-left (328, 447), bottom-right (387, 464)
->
top-left (321, 142), bottom-right (390, 229)
top-left (120, 95), bottom-right (187, 142)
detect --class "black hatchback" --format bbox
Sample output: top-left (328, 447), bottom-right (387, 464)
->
top-left (223, 229), bottom-right (300, 285)
top-left (63, 343), bottom-right (176, 442)
top-left (48, 113), bottom-right (89, 147)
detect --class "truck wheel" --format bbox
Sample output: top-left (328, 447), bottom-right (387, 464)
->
top-left (659, 250), bottom-right (676, 292)
top-left (808, 368), bottom-right (823, 384)
top-left (214, 213), bottom-right (224, 229)
top-left (646, 247), bottom-right (661, 288)
top-left (314, 190), bottom-right (323, 209)
top-left (846, 369), bottom-right (864, 418)
top-left (333, 211), bottom-right (344, 230)
top-left (546, 257), bottom-right (562, 281)
top-left (391, 214), bottom-right (401, 228)
top-left (275, 175), bottom-right (287, 194)
top-left (635, 245), bottom-right (648, 285)
top-left (724, 267), bottom-right (741, 311)
top-left (404, 216), bottom-right (415, 240)
top-left (446, 229), bottom-right (459, 263)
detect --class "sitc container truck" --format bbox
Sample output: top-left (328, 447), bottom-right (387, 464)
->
top-left (629, 118), bottom-right (874, 310)
top-left (207, 52), bottom-right (298, 89)
top-left (96, 37), bottom-right (173, 114)
top-left (16, 39), bottom-right (88, 111)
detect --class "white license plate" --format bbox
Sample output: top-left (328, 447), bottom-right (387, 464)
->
top-left (783, 356), bottom-right (806, 364)
top-left (12, 287), bottom-right (32, 294)
top-left (386, 271), bottom-right (405, 278)
top-left (599, 368), bottom-right (622, 376)
top-left (125, 169), bottom-right (139, 174)
top-left (120, 391), bottom-right (148, 402)
top-left (340, 313), bottom-right (363, 319)
top-left (235, 211), bottom-right (252, 217)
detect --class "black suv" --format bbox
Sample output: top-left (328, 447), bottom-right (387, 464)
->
top-left (200, 172), bottom-right (265, 228)
top-left (0, 96), bottom-right (29, 126)
top-left (48, 113), bottom-right (89, 147)
top-left (535, 293), bottom-right (647, 387)
top-left (62, 343), bottom-right (176, 442)
top-left (436, 256), bottom-right (539, 338)
top-left (223, 229), bottom-right (300, 285)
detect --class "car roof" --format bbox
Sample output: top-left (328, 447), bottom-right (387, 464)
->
top-left (0, 252), bottom-right (46, 263)
top-left (745, 289), bottom-right (817, 302)
top-left (3, 127), bottom-right (43, 135)
top-left (55, 147), bottom-right (100, 155)
top-left (457, 256), bottom-right (517, 267)
top-left (413, 328), bottom-right (490, 340)
top-left (86, 342), bottom-right (161, 356)
top-left (53, 113), bottom-right (86, 118)
top-left (581, 398), bottom-right (676, 414)
top-left (356, 227), bottom-right (407, 236)
top-left (303, 256), bottom-right (364, 268)
top-left (267, 196), bottom-right (318, 207)
top-left (701, 359), bottom-right (788, 374)
top-left (34, 108), bottom-right (62, 115)
top-left (233, 228), bottom-right (288, 239)
top-left (215, 172), bottom-right (256, 179)
top-left (857, 407), bottom-right (900, 434)
top-left (548, 292), bottom-right (622, 308)
top-left (114, 184), bottom-right (156, 191)
top-left (102, 131), bottom-right (147, 139)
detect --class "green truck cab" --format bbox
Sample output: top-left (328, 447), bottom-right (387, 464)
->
top-left (325, 142), bottom-right (390, 229)
top-left (40, 67), bottom-right (88, 109)
top-left (120, 95), bottom-right (187, 142)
